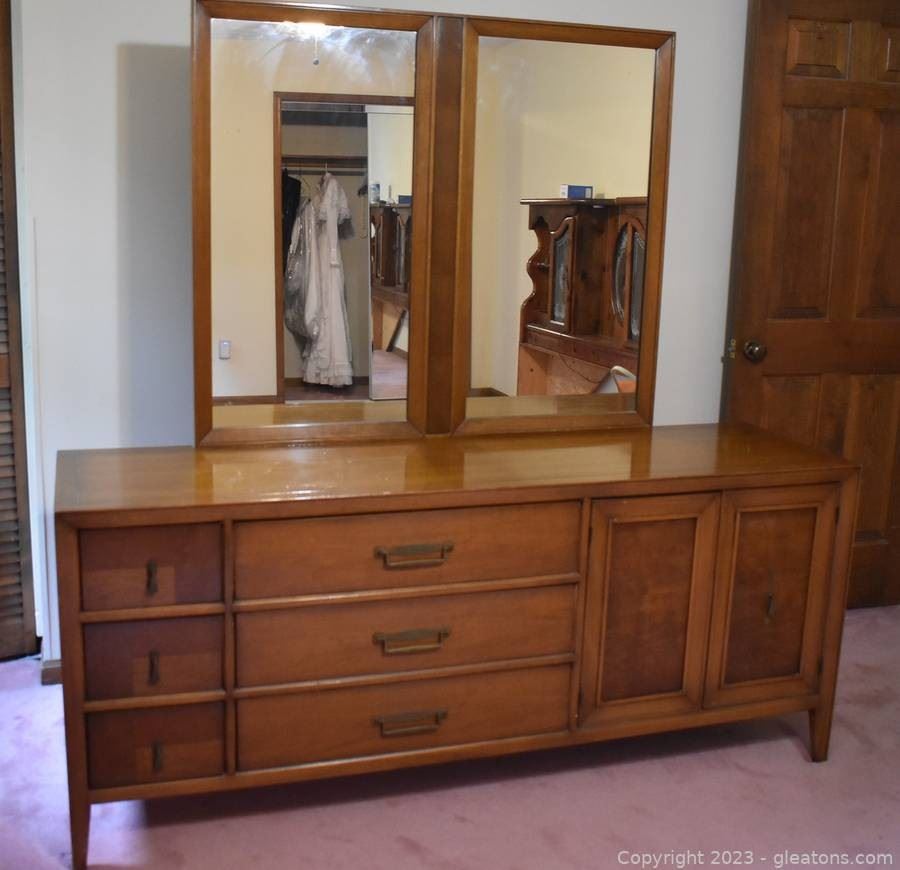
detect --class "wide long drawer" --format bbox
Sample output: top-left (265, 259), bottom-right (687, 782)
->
top-left (84, 616), bottom-right (223, 700)
top-left (237, 585), bottom-right (576, 686)
top-left (86, 704), bottom-right (225, 789)
top-left (234, 502), bottom-right (581, 599)
top-left (80, 524), bottom-right (223, 611)
top-left (237, 665), bottom-right (571, 770)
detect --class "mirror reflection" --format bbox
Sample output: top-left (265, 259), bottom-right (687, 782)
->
top-left (210, 20), bottom-right (415, 410)
top-left (469, 38), bottom-right (655, 417)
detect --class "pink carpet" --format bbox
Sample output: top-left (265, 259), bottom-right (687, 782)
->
top-left (2, 607), bottom-right (898, 870)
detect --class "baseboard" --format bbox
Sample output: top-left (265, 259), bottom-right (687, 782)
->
top-left (468, 387), bottom-right (507, 398)
top-left (41, 658), bottom-right (62, 685)
top-left (212, 395), bottom-right (279, 406)
top-left (284, 377), bottom-right (369, 387)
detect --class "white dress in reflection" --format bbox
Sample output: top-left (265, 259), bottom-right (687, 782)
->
top-left (284, 198), bottom-right (321, 343)
top-left (285, 172), bottom-right (354, 388)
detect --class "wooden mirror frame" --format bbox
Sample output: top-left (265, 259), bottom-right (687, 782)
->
top-left (455, 18), bottom-right (674, 436)
top-left (192, 1), bottom-right (675, 446)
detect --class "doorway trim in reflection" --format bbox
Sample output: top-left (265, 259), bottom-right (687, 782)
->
top-left (273, 92), bottom-right (414, 404)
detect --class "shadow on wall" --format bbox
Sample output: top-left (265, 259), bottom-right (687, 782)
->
top-left (116, 44), bottom-right (194, 446)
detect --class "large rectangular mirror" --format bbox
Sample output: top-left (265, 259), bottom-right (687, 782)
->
top-left (466, 33), bottom-right (660, 426)
top-left (203, 12), bottom-right (421, 440)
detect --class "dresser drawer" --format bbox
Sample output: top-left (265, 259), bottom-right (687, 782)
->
top-left (237, 585), bottom-right (576, 686)
top-left (80, 524), bottom-right (223, 611)
top-left (237, 665), bottom-right (570, 770)
top-left (83, 616), bottom-right (223, 700)
top-left (234, 502), bottom-right (580, 599)
top-left (86, 704), bottom-right (225, 789)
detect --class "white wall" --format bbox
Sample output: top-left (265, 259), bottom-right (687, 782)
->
top-left (367, 107), bottom-right (414, 203)
top-left (12, 0), bottom-right (195, 661)
top-left (11, 0), bottom-right (746, 661)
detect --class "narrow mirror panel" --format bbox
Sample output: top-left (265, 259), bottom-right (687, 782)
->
top-left (209, 19), bottom-right (414, 424)
top-left (468, 37), bottom-right (655, 421)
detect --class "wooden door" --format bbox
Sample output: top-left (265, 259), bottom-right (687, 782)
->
top-left (0, 0), bottom-right (35, 659)
top-left (723, 0), bottom-right (900, 607)
top-left (580, 493), bottom-right (719, 729)
top-left (705, 485), bottom-right (839, 708)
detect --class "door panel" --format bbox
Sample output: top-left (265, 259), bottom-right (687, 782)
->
top-left (705, 485), bottom-right (839, 708)
top-left (785, 20), bottom-right (850, 79)
top-left (724, 0), bottom-right (900, 607)
top-left (580, 493), bottom-right (719, 728)
top-left (723, 506), bottom-right (817, 684)
top-left (855, 111), bottom-right (900, 317)
top-left (770, 107), bottom-right (842, 320)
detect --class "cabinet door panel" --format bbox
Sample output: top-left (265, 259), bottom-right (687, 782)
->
top-left (580, 493), bottom-right (719, 729)
top-left (705, 485), bottom-right (838, 708)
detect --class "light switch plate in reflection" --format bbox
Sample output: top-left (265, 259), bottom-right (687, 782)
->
top-left (218, 340), bottom-right (232, 360)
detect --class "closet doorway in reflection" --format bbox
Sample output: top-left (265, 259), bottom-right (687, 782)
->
top-left (277, 96), bottom-right (414, 402)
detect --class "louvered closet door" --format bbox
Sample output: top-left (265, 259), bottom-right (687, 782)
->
top-left (724, 0), bottom-right (900, 608)
top-left (0, 0), bottom-right (35, 659)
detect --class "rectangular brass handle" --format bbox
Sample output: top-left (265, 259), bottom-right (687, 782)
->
top-left (373, 627), bottom-right (451, 656)
top-left (374, 709), bottom-right (448, 738)
top-left (151, 741), bottom-right (164, 773)
top-left (148, 650), bottom-right (160, 685)
top-left (146, 560), bottom-right (158, 596)
top-left (374, 542), bottom-right (454, 570)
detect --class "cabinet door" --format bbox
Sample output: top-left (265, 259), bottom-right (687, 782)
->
top-left (580, 493), bottom-right (719, 729)
top-left (704, 485), bottom-right (839, 708)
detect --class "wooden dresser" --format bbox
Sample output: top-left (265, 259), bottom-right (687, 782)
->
top-left (56, 424), bottom-right (858, 868)
top-left (518, 198), bottom-right (648, 396)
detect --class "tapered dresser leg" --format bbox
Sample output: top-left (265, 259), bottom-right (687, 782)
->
top-left (69, 794), bottom-right (90, 870)
top-left (807, 474), bottom-right (859, 765)
top-left (808, 708), bottom-right (831, 763)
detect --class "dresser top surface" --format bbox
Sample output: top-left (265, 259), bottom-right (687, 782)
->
top-left (55, 424), bottom-right (853, 516)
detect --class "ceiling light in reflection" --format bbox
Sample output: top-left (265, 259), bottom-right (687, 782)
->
top-left (278, 21), bottom-right (333, 39)
top-left (276, 21), bottom-right (334, 64)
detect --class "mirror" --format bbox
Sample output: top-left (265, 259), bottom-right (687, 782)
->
top-left (208, 18), bottom-right (415, 424)
top-left (195, 4), bottom-right (674, 444)
top-left (468, 37), bottom-right (656, 420)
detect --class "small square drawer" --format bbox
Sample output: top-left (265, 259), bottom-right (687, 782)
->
top-left (83, 616), bottom-right (223, 700)
top-left (234, 502), bottom-right (581, 599)
top-left (237, 664), bottom-right (570, 770)
top-left (80, 524), bottom-right (223, 611)
top-left (86, 703), bottom-right (225, 789)
top-left (237, 585), bottom-right (576, 686)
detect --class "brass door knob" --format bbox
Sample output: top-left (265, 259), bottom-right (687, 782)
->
top-left (742, 340), bottom-right (768, 363)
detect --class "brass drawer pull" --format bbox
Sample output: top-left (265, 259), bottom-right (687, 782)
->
top-left (148, 650), bottom-right (160, 685)
top-left (373, 627), bottom-right (451, 656)
top-left (146, 560), bottom-right (159, 596)
top-left (374, 542), bottom-right (454, 570)
top-left (374, 709), bottom-right (448, 738)
top-left (151, 741), bottom-right (164, 773)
